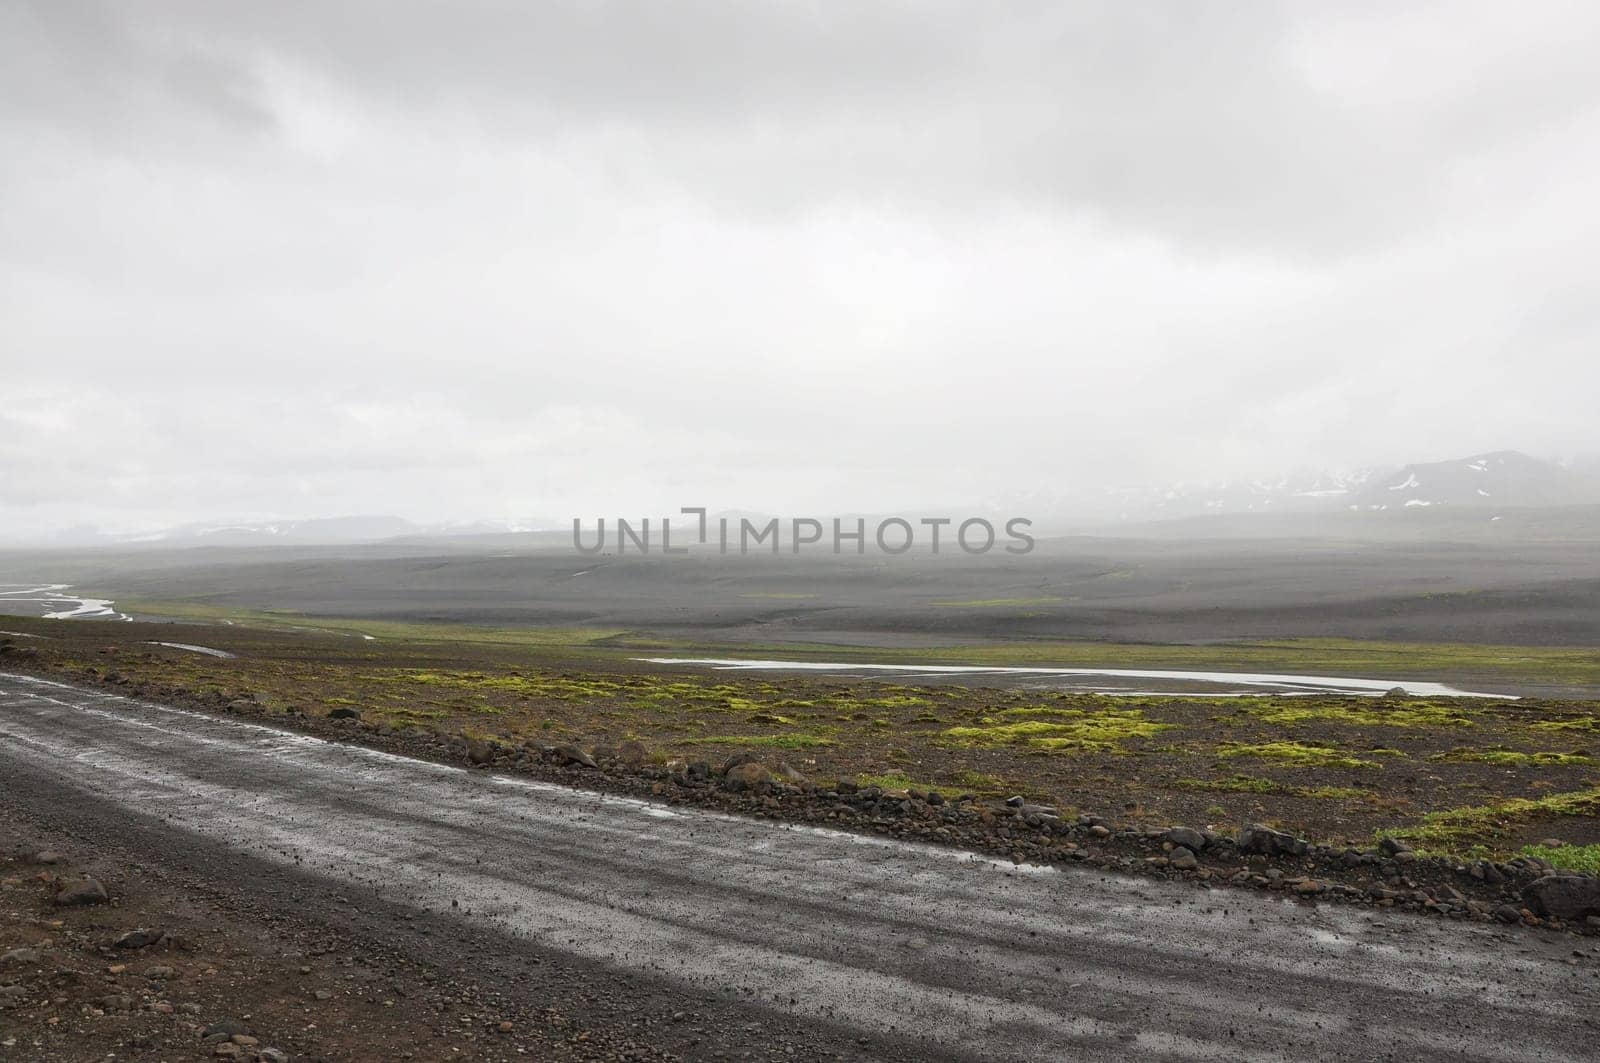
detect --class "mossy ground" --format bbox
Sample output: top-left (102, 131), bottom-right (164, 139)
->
top-left (1218, 741), bottom-right (1391, 770)
top-left (93, 599), bottom-right (1600, 687)
top-left (10, 611), bottom-right (1600, 872)
top-left (1517, 843), bottom-right (1600, 874)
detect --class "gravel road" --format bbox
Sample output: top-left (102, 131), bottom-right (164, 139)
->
top-left (2, 672), bottom-right (1596, 1061)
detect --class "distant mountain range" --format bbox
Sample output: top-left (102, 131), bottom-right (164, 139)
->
top-left (1015, 450), bottom-right (1600, 525)
top-left (9, 516), bottom-right (561, 549)
top-left (7, 451), bottom-right (1599, 548)
top-left (1345, 451), bottom-right (1594, 511)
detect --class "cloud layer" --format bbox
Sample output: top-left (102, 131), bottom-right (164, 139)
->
top-left (4, 1), bottom-right (1599, 533)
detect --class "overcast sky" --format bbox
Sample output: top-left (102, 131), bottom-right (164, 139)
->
top-left (4, 1), bottom-right (1599, 534)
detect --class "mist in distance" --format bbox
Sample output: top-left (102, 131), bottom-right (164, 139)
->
top-left (4, 2), bottom-right (1600, 539)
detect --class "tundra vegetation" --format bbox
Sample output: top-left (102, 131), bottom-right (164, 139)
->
top-left (9, 606), bottom-right (1600, 873)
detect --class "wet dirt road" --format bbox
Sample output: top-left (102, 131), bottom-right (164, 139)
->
top-left (1, 672), bottom-right (1595, 1061)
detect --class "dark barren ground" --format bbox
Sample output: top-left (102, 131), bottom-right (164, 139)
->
top-left (2, 523), bottom-right (1600, 1060)
top-left (7, 523), bottom-right (1600, 650)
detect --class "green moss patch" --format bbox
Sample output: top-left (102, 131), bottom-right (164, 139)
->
top-left (950, 770), bottom-right (1012, 793)
top-left (1430, 747), bottom-right (1591, 765)
top-left (1217, 741), bottom-right (1392, 770)
top-left (1243, 699), bottom-right (1476, 729)
top-left (1531, 718), bottom-right (1600, 734)
top-left (941, 710), bottom-right (1169, 752)
top-left (1518, 843), bottom-right (1600, 874)
top-left (1383, 787), bottom-right (1600, 852)
top-left (1177, 775), bottom-right (1373, 800)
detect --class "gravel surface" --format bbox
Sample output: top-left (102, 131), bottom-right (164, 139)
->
top-left (3, 673), bottom-right (1599, 1061)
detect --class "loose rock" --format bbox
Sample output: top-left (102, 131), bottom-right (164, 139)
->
top-left (1238, 824), bottom-right (1308, 858)
top-left (54, 876), bottom-right (109, 906)
top-left (552, 743), bottom-right (597, 769)
top-left (1524, 874), bottom-right (1600, 921)
top-left (115, 928), bottom-right (164, 949)
top-left (723, 762), bottom-right (772, 794)
top-left (1165, 827), bottom-right (1207, 852)
top-left (203, 1019), bottom-right (253, 1043)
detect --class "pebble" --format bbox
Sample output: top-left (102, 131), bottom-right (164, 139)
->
top-left (115, 928), bottom-right (164, 949)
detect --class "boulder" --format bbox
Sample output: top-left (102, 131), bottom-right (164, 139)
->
top-left (1378, 836), bottom-right (1412, 857)
top-left (1168, 846), bottom-right (1200, 871)
top-left (618, 739), bottom-right (649, 768)
top-left (720, 752), bottom-right (760, 777)
top-left (466, 737), bottom-right (495, 765)
top-left (327, 707), bottom-right (361, 720)
top-left (722, 762), bottom-right (772, 793)
top-left (775, 761), bottom-right (808, 786)
top-left (1237, 824), bottom-right (1308, 858)
top-left (1523, 874), bottom-right (1600, 921)
top-left (552, 743), bottom-right (597, 769)
top-left (1164, 827), bottom-right (1208, 852)
top-left (55, 876), bottom-right (109, 906)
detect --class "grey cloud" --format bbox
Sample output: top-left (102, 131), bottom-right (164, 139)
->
top-left (2, 2), bottom-right (1599, 536)
top-left (11, 2), bottom-right (1598, 253)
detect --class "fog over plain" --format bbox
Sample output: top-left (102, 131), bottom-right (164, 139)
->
top-left (3, 2), bottom-right (1600, 536)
